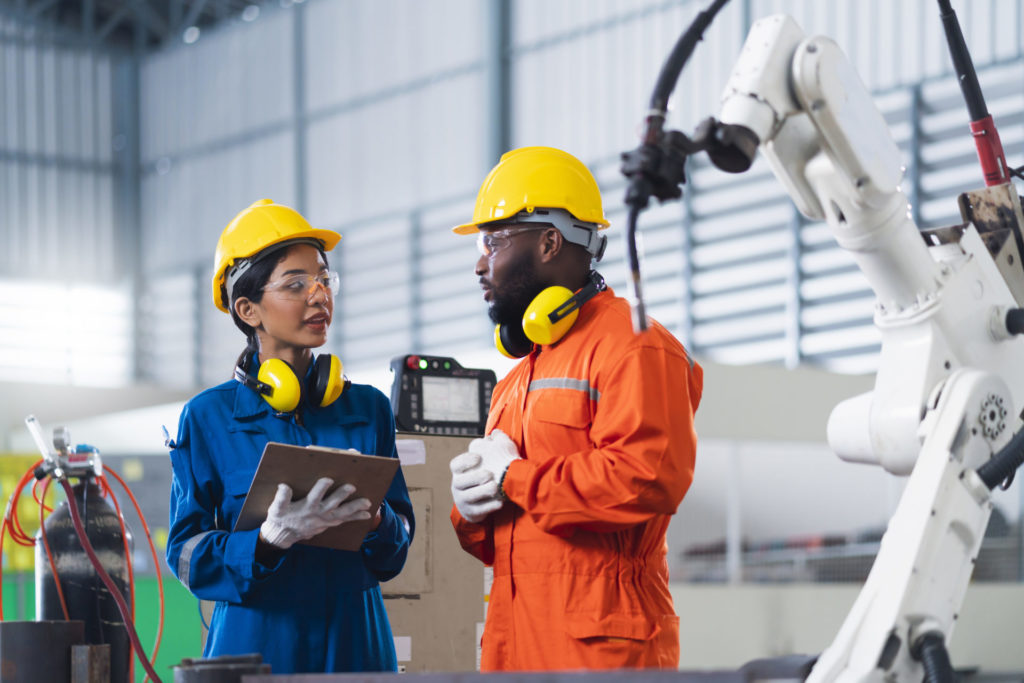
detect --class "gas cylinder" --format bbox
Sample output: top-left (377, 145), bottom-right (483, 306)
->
top-left (35, 479), bottom-right (133, 683)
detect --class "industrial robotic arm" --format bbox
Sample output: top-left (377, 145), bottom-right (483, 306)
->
top-left (716, 14), bottom-right (1024, 683)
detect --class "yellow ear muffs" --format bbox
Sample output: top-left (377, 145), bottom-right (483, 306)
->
top-left (235, 354), bottom-right (348, 412)
top-left (312, 354), bottom-right (348, 407)
top-left (256, 358), bottom-right (302, 413)
top-left (522, 285), bottom-right (578, 346)
top-left (495, 323), bottom-right (533, 359)
top-left (492, 271), bottom-right (608, 359)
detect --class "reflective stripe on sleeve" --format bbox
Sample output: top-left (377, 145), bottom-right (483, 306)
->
top-left (527, 377), bottom-right (600, 402)
top-left (178, 530), bottom-right (214, 589)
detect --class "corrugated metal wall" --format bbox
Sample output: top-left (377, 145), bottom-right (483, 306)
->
top-left (0, 10), bottom-right (130, 385)
top-left (0, 0), bottom-right (1021, 387)
top-left (138, 0), bottom-right (1023, 387)
top-left (0, 15), bottom-right (117, 282)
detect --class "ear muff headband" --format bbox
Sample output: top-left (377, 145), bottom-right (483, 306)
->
top-left (235, 354), bottom-right (348, 412)
top-left (494, 271), bottom-right (607, 359)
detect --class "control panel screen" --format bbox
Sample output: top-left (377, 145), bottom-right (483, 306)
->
top-left (390, 354), bottom-right (496, 435)
top-left (421, 376), bottom-right (480, 424)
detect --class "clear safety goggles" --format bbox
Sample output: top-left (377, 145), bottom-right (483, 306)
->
top-left (476, 208), bottom-right (607, 261)
top-left (476, 226), bottom-right (548, 258)
top-left (262, 271), bottom-right (340, 302)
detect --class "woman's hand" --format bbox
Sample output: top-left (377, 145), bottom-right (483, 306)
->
top-left (259, 477), bottom-right (372, 549)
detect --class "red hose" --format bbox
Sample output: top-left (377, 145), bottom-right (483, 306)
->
top-left (99, 475), bottom-right (137, 682)
top-left (103, 466), bottom-right (166, 683)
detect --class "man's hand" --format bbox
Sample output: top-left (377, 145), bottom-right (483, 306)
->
top-left (450, 452), bottom-right (503, 523)
top-left (259, 477), bottom-right (372, 549)
top-left (469, 429), bottom-right (521, 496)
top-left (449, 429), bottom-right (522, 523)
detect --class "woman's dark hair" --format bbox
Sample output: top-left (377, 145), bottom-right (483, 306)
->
top-left (229, 243), bottom-right (329, 373)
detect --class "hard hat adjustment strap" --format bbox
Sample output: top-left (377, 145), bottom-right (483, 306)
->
top-left (505, 208), bottom-right (607, 259)
top-left (224, 237), bottom-right (323, 305)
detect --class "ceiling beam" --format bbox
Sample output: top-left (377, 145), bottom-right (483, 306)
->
top-left (27, 0), bottom-right (58, 19)
top-left (131, 0), bottom-right (169, 42)
top-left (182, 0), bottom-right (210, 30)
top-left (96, 2), bottom-right (131, 42)
top-left (81, 0), bottom-right (95, 39)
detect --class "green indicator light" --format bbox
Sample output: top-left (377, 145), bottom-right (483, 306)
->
top-left (444, 361), bottom-right (451, 369)
top-left (419, 359), bottom-right (428, 369)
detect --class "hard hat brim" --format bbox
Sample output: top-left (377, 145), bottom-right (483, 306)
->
top-left (452, 222), bottom-right (481, 235)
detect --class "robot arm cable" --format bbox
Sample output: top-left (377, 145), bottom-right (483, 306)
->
top-left (621, 0), bottom-right (733, 332)
top-left (646, 0), bottom-right (731, 138)
top-left (976, 425), bottom-right (1024, 490)
top-left (911, 632), bottom-right (956, 683)
top-left (936, 0), bottom-right (988, 122)
top-left (936, 0), bottom-right (1011, 185)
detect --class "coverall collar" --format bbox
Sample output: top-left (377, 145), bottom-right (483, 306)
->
top-left (232, 373), bottom-right (271, 420)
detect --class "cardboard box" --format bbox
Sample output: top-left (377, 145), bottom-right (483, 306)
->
top-left (384, 434), bottom-right (485, 672)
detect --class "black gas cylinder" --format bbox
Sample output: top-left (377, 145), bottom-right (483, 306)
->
top-left (35, 480), bottom-right (133, 683)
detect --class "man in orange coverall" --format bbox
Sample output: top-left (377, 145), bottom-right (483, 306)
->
top-left (448, 146), bottom-right (703, 671)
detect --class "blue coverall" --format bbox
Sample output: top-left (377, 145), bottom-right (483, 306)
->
top-left (166, 363), bottom-right (414, 674)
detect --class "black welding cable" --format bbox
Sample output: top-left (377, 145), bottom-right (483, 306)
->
top-left (911, 632), bottom-right (955, 683)
top-left (977, 424), bottom-right (1024, 490)
top-left (1006, 308), bottom-right (1024, 336)
top-left (625, 203), bottom-right (647, 331)
top-left (937, 0), bottom-right (989, 122)
top-left (646, 0), bottom-right (731, 139)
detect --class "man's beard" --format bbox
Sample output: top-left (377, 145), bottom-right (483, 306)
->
top-left (488, 250), bottom-right (546, 328)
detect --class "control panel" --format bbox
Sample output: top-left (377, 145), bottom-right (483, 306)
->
top-left (389, 355), bottom-right (496, 436)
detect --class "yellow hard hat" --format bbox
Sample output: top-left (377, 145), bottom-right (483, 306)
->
top-left (453, 147), bottom-right (610, 234)
top-left (212, 199), bottom-right (341, 313)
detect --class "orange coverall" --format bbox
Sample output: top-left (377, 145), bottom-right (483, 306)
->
top-left (451, 288), bottom-right (702, 671)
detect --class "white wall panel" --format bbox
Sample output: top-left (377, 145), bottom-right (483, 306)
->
top-left (141, 130), bottom-right (295, 273)
top-left (304, 0), bottom-right (484, 114)
top-left (140, 8), bottom-right (293, 162)
top-left (306, 72), bottom-right (485, 229)
top-left (0, 18), bottom-right (116, 286)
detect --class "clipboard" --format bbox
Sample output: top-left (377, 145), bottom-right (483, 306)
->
top-left (232, 441), bottom-right (400, 551)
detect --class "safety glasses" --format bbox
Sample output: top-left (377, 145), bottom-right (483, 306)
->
top-left (476, 226), bottom-right (548, 258)
top-left (262, 271), bottom-right (340, 302)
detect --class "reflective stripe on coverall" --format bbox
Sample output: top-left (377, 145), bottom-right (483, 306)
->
top-left (166, 364), bottom-right (414, 674)
top-left (452, 288), bottom-right (702, 671)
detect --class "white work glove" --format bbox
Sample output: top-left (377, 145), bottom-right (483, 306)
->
top-left (469, 429), bottom-right (521, 494)
top-left (259, 477), bottom-right (372, 549)
top-left (450, 451), bottom-right (503, 523)
top-left (449, 429), bottom-right (522, 524)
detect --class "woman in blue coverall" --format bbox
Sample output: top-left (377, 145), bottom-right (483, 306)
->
top-left (165, 199), bottom-right (413, 674)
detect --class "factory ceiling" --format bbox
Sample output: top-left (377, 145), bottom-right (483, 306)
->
top-left (0, 0), bottom-right (275, 51)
